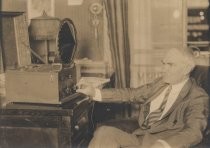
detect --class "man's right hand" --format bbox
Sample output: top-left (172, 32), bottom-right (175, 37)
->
top-left (76, 83), bottom-right (96, 98)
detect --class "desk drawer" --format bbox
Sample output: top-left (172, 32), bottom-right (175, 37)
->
top-left (72, 110), bottom-right (89, 137)
top-left (0, 127), bottom-right (58, 148)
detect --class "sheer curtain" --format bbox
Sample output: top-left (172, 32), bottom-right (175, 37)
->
top-left (103, 0), bottom-right (130, 88)
top-left (129, 0), bottom-right (185, 88)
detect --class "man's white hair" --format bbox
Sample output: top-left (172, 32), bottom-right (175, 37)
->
top-left (171, 47), bottom-right (196, 72)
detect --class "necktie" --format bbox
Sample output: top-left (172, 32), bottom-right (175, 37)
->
top-left (145, 85), bottom-right (172, 127)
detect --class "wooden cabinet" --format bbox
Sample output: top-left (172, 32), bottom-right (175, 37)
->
top-left (0, 100), bottom-right (92, 148)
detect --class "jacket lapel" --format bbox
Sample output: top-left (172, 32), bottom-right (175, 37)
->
top-left (139, 80), bottom-right (168, 127)
top-left (138, 78), bottom-right (193, 127)
top-left (160, 78), bottom-right (193, 120)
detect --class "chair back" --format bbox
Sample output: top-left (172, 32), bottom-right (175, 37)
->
top-left (190, 65), bottom-right (210, 96)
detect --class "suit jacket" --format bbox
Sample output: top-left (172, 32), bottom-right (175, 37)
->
top-left (100, 77), bottom-right (209, 148)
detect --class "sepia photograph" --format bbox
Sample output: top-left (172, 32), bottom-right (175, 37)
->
top-left (0, 0), bottom-right (210, 147)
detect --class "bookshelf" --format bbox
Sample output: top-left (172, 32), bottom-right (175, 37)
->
top-left (187, 1), bottom-right (210, 51)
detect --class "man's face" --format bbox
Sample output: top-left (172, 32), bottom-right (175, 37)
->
top-left (162, 49), bottom-right (191, 84)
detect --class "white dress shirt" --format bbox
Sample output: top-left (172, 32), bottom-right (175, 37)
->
top-left (148, 78), bottom-right (189, 120)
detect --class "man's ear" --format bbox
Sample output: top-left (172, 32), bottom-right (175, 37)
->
top-left (183, 64), bottom-right (193, 75)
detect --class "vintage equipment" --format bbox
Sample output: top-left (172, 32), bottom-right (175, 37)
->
top-left (5, 18), bottom-right (80, 104)
top-left (29, 11), bottom-right (60, 40)
top-left (29, 11), bottom-right (60, 64)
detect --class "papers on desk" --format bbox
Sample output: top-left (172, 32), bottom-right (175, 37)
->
top-left (77, 77), bottom-right (110, 89)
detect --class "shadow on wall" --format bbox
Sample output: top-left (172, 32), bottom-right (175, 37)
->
top-left (78, 38), bottom-right (103, 60)
top-left (77, 38), bottom-right (92, 59)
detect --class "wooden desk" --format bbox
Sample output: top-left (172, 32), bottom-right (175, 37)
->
top-left (0, 100), bottom-right (92, 148)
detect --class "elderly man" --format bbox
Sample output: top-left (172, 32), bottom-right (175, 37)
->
top-left (77, 48), bottom-right (209, 148)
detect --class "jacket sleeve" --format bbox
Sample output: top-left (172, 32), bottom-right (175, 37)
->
top-left (164, 91), bottom-right (209, 148)
top-left (100, 77), bottom-right (163, 103)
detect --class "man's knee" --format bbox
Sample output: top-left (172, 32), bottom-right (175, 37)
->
top-left (94, 126), bottom-right (117, 137)
top-left (89, 126), bottom-right (123, 148)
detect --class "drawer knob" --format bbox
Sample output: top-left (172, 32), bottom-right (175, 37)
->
top-left (74, 125), bottom-right (80, 130)
top-left (106, 108), bottom-right (111, 111)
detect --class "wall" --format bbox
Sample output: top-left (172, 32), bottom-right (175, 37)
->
top-left (1, 0), bottom-right (27, 12)
top-left (55, 0), bottom-right (104, 61)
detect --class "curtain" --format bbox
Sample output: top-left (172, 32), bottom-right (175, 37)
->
top-left (0, 43), bottom-right (3, 74)
top-left (103, 0), bottom-right (130, 88)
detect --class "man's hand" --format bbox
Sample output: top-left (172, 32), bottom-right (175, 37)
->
top-left (76, 83), bottom-right (96, 98)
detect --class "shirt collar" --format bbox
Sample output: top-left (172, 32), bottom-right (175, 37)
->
top-left (170, 78), bottom-right (189, 90)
